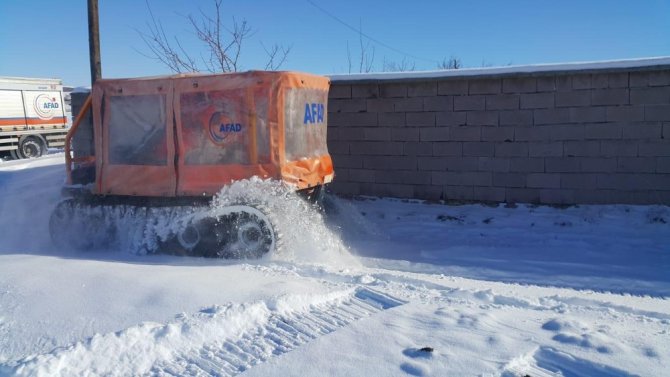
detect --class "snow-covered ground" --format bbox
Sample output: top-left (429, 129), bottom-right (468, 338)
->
top-left (0, 155), bottom-right (668, 376)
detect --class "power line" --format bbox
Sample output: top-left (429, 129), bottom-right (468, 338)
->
top-left (305, 0), bottom-right (437, 64)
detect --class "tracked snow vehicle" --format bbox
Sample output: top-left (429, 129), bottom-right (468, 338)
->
top-left (50, 71), bottom-right (333, 258)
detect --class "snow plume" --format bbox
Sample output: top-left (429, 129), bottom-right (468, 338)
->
top-left (212, 177), bottom-right (359, 267)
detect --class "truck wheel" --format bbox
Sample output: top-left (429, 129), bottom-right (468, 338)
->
top-left (16, 136), bottom-right (46, 159)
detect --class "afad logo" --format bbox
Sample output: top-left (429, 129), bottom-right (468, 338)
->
top-left (208, 111), bottom-right (243, 144)
top-left (34, 94), bottom-right (59, 119)
top-left (303, 103), bottom-right (324, 124)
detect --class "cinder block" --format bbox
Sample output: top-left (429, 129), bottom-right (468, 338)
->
top-left (648, 71), bottom-right (670, 86)
top-left (664, 124), bottom-right (670, 139)
top-left (329, 112), bottom-right (377, 127)
top-left (580, 157), bottom-right (617, 172)
top-left (438, 80), bottom-right (468, 95)
top-left (510, 158), bottom-right (544, 172)
top-left (394, 98), bottom-right (423, 112)
top-left (564, 141), bottom-right (600, 157)
top-left (592, 89), bottom-right (629, 106)
top-left (573, 189), bottom-right (611, 204)
top-left (502, 77), bottom-right (536, 93)
top-left (570, 107), bottom-right (607, 123)
top-left (406, 112), bottom-right (436, 127)
top-left (329, 85), bottom-right (351, 99)
top-left (536, 76), bottom-right (556, 92)
top-left (630, 87), bottom-right (670, 105)
top-left (495, 142), bottom-right (529, 157)
top-left (638, 141), bottom-right (670, 156)
top-left (330, 99), bottom-right (366, 113)
top-left (432, 171), bottom-right (492, 186)
top-left (539, 189), bottom-right (576, 204)
top-left (363, 127), bottom-right (391, 141)
top-left (514, 126), bottom-right (551, 141)
top-left (527, 173), bottom-right (561, 188)
top-left (608, 73), bottom-right (629, 88)
top-left (363, 155), bottom-right (416, 170)
top-left (591, 74), bottom-right (609, 88)
top-left (420, 127), bottom-right (450, 141)
top-left (520, 93), bottom-right (554, 109)
top-left (378, 112), bottom-right (405, 127)
top-left (621, 123), bottom-right (662, 139)
top-left (600, 140), bottom-right (637, 157)
top-left (331, 155), bottom-right (363, 169)
top-left (403, 142), bottom-right (434, 156)
top-left (367, 98), bottom-right (394, 113)
top-left (555, 91), bottom-right (590, 107)
top-left (534, 108), bottom-right (571, 125)
top-left (528, 142), bottom-right (563, 157)
top-left (596, 173), bottom-right (654, 190)
top-left (418, 156), bottom-right (447, 171)
top-left (499, 110), bottom-right (533, 126)
top-left (629, 72), bottom-right (649, 87)
top-left (463, 142), bottom-right (495, 157)
top-left (414, 185), bottom-right (444, 200)
top-left (572, 74), bottom-right (592, 90)
top-left (380, 83), bottom-right (407, 98)
top-left (375, 170), bottom-right (431, 185)
top-left (561, 174), bottom-right (597, 189)
top-left (545, 157), bottom-right (581, 172)
top-left (432, 142), bottom-right (463, 156)
top-left (657, 157), bottom-right (670, 173)
top-left (584, 123), bottom-right (622, 139)
top-left (493, 172), bottom-right (526, 187)
top-left (329, 141), bottom-right (351, 154)
top-left (478, 157), bottom-right (510, 172)
top-left (505, 188), bottom-right (541, 204)
top-left (454, 95), bottom-right (486, 111)
top-left (450, 126), bottom-right (481, 141)
top-left (443, 185), bottom-right (474, 201)
top-left (467, 111), bottom-right (498, 126)
top-left (350, 141), bottom-right (403, 155)
top-left (556, 75), bottom-right (572, 91)
top-left (443, 157), bottom-right (479, 172)
top-left (606, 106), bottom-right (645, 122)
top-left (645, 105), bottom-right (670, 121)
top-left (391, 128), bottom-right (420, 142)
top-left (352, 84), bottom-right (379, 98)
top-left (617, 157), bottom-right (656, 173)
top-left (436, 111), bottom-right (466, 126)
top-left (360, 183), bottom-right (414, 198)
top-left (486, 94), bottom-right (519, 110)
top-left (408, 82), bottom-right (437, 97)
top-left (329, 181), bottom-right (360, 196)
top-left (549, 124), bottom-right (585, 141)
top-left (481, 127), bottom-right (514, 142)
top-left (424, 96), bottom-right (453, 111)
top-left (474, 186), bottom-right (506, 202)
top-left (469, 79), bottom-right (501, 95)
top-left (349, 169), bottom-right (377, 183)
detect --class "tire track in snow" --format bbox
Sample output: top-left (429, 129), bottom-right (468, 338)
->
top-left (2, 288), bottom-right (404, 377)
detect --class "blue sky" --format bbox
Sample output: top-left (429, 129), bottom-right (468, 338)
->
top-left (1, 0), bottom-right (669, 87)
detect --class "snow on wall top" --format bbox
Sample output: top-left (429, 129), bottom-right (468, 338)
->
top-left (328, 56), bottom-right (670, 82)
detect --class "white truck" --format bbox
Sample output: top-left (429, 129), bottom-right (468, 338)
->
top-left (0, 77), bottom-right (70, 159)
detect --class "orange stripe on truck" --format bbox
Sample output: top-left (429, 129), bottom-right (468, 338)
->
top-left (0, 117), bottom-right (66, 126)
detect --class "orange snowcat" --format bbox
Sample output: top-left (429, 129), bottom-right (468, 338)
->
top-left (50, 71), bottom-right (333, 258)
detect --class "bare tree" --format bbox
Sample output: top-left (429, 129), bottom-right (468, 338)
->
top-left (382, 57), bottom-right (416, 72)
top-left (438, 56), bottom-right (462, 70)
top-left (346, 21), bottom-right (375, 74)
top-left (137, 0), bottom-right (290, 73)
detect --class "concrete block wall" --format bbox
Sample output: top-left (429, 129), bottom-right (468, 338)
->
top-left (327, 63), bottom-right (670, 204)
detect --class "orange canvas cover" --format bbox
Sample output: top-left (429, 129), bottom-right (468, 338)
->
top-left (88, 71), bottom-right (332, 197)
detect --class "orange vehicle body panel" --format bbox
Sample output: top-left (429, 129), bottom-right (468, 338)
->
top-left (86, 71), bottom-right (332, 197)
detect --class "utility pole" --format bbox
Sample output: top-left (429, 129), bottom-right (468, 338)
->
top-left (88, 0), bottom-right (102, 85)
